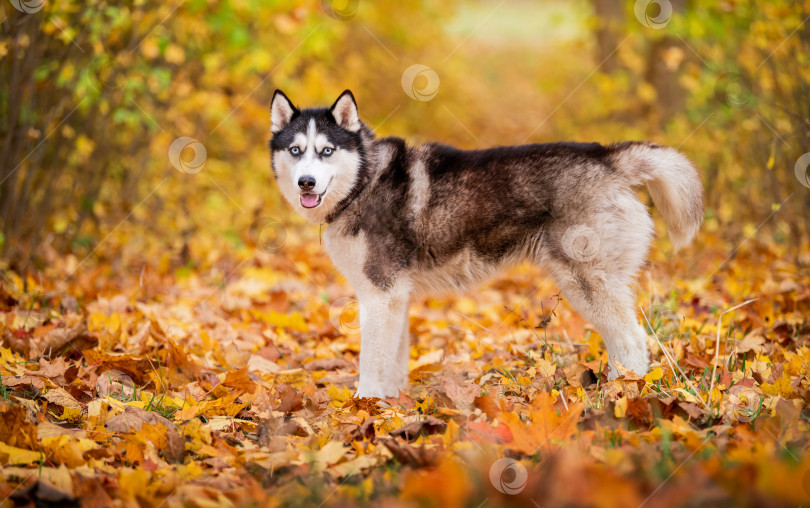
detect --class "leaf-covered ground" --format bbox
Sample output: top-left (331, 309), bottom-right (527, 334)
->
top-left (1, 230), bottom-right (809, 507)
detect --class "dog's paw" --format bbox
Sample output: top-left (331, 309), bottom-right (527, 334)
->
top-left (354, 379), bottom-right (402, 399)
top-left (395, 373), bottom-right (410, 393)
top-left (608, 355), bottom-right (650, 381)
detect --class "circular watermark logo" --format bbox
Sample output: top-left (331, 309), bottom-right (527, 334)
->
top-left (96, 370), bottom-right (135, 399)
top-left (95, 59), bottom-right (127, 90)
top-left (728, 384), bottom-right (764, 422)
top-left (634, 0), bottom-right (672, 29)
top-left (9, 0), bottom-right (45, 13)
top-left (321, 0), bottom-right (359, 21)
top-left (714, 72), bottom-right (753, 109)
top-left (795, 152), bottom-right (810, 189)
top-left (401, 64), bottom-right (440, 102)
top-left (561, 225), bottom-right (600, 262)
top-left (249, 217), bottom-right (287, 253)
top-left (645, 304), bottom-right (684, 338)
top-left (168, 137), bottom-right (206, 174)
top-left (329, 296), bottom-right (365, 335)
top-left (489, 458), bottom-right (528, 495)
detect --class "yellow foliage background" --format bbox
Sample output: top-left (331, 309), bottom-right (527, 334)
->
top-left (1, 0), bottom-right (809, 274)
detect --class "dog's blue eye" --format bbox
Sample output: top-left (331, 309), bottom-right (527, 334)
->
top-left (290, 147), bottom-right (300, 156)
top-left (322, 147), bottom-right (333, 156)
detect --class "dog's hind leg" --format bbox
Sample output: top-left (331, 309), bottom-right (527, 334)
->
top-left (548, 264), bottom-right (650, 380)
top-left (543, 192), bottom-right (654, 379)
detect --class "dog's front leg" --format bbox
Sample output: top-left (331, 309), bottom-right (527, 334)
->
top-left (354, 288), bottom-right (410, 399)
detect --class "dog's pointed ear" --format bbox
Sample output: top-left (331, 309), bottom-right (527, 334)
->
top-left (330, 90), bottom-right (361, 132)
top-left (271, 90), bottom-right (297, 134)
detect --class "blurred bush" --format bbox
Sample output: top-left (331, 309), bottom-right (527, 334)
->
top-left (0, 0), bottom-right (808, 275)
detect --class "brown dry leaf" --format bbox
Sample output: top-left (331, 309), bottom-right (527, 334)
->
top-left (95, 369), bottom-right (136, 398)
top-left (13, 396), bottom-right (41, 421)
top-left (31, 322), bottom-right (87, 357)
top-left (37, 420), bottom-right (76, 439)
top-left (2, 374), bottom-right (45, 391)
top-left (304, 358), bottom-right (351, 371)
top-left (222, 367), bottom-right (256, 394)
top-left (380, 438), bottom-right (441, 468)
top-left (678, 401), bottom-right (704, 420)
top-left (105, 405), bottom-right (175, 433)
top-left (736, 330), bottom-right (766, 353)
top-left (36, 357), bottom-right (71, 381)
top-left (72, 474), bottom-right (114, 508)
top-left (626, 398), bottom-right (654, 427)
top-left (389, 415), bottom-right (447, 441)
top-left (166, 339), bottom-right (202, 384)
top-left (42, 387), bottom-right (82, 411)
top-left (273, 383), bottom-right (303, 414)
top-left (438, 374), bottom-right (479, 410)
top-left (82, 349), bottom-right (148, 384)
top-left (0, 403), bottom-right (38, 449)
top-left (352, 416), bottom-right (377, 441)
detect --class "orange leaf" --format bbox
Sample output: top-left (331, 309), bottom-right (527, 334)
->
top-left (499, 393), bottom-right (581, 455)
top-left (223, 367), bottom-right (256, 394)
top-left (466, 419), bottom-right (513, 444)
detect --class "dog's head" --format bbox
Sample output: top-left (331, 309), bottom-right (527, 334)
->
top-left (269, 90), bottom-right (371, 224)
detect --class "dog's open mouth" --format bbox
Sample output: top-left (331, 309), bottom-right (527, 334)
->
top-left (300, 193), bottom-right (321, 208)
top-left (300, 192), bottom-right (323, 208)
top-left (300, 178), bottom-right (331, 209)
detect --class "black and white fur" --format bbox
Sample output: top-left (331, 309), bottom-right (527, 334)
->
top-left (269, 90), bottom-right (704, 399)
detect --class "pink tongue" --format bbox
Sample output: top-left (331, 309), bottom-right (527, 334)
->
top-left (301, 193), bottom-right (320, 208)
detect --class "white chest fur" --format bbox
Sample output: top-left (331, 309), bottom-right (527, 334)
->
top-left (322, 227), bottom-right (372, 292)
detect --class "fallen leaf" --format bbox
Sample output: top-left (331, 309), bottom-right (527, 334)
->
top-left (273, 384), bottom-right (303, 413)
top-left (31, 322), bottom-right (88, 357)
top-left (500, 393), bottom-right (581, 454)
top-left (389, 416), bottom-right (447, 441)
top-left (105, 405), bottom-right (175, 433)
top-left (304, 358), bottom-right (351, 371)
top-left (352, 416), bottom-right (377, 441)
top-left (247, 354), bottom-right (280, 374)
top-left (0, 403), bottom-right (38, 449)
top-left (0, 442), bottom-right (43, 465)
top-left (223, 367), bottom-right (257, 394)
top-left (380, 438), bottom-right (441, 468)
top-left (2, 374), bottom-right (45, 391)
top-left (43, 387), bottom-right (82, 411)
top-left (466, 419), bottom-right (513, 444)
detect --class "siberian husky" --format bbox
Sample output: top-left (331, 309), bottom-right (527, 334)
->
top-left (269, 90), bottom-right (703, 399)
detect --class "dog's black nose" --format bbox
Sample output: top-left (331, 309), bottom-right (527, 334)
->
top-left (298, 175), bottom-right (316, 191)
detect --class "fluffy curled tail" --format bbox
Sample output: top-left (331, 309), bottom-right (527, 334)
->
top-left (611, 142), bottom-right (704, 250)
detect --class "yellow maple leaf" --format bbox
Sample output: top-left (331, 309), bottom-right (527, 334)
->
top-left (327, 383), bottom-right (354, 407)
top-left (644, 367), bottom-right (664, 383)
top-left (0, 442), bottom-right (42, 465)
top-left (761, 376), bottom-right (793, 398)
